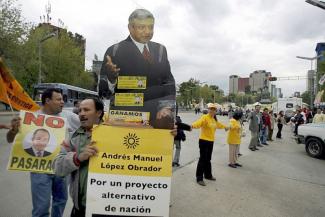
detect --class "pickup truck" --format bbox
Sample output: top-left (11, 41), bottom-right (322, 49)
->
top-left (296, 123), bottom-right (325, 158)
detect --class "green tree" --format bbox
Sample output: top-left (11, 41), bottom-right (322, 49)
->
top-left (0, 0), bottom-right (30, 60)
top-left (245, 85), bottom-right (251, 94)
top-left (178, 78), bottom-right (200, 107)
top-left (17, 26), bottom-right (94, 93)
top-left (301, 91), bottom-right (312, 105)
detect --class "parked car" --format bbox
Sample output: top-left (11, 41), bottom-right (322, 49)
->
top-left (296, 123), bottom-right (325, 158)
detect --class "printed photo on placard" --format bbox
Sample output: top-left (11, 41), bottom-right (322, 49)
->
top-left (7, 111), bottom-right (66, 174)
top-left (117, 76), bottom-right (147, 89)
top-left (98, 8), bottom-right (176, 129)
top-left (105, 109), bottom-right (150, 126)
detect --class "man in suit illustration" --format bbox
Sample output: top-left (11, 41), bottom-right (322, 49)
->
top-left (25, 128), bottom-right (52, 157)
top-left (99, 8), bottom-right (176, 129)
top-left (248, 105), bottom-right (261, 151)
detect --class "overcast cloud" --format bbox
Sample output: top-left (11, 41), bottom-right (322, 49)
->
top-left (17, 0), bottom-right (325, 96)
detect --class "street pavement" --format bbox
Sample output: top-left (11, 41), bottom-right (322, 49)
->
top-left (1, 112), bottom-right (325, 217)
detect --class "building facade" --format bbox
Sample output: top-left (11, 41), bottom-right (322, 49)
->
top-left (229, 75), bottom-right (239, 94)
top-left (249, 70), bottom-right (271, 93)
top-left (307, 70), bottom-right (315, 94)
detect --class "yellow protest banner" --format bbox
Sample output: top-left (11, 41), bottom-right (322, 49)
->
top-left (106, 109), bottom-right (150, 125)
top-left (7, 111), bottom-right (66, 174)
top-left (0, 58), bottom-right (40, 111)
top-left (117, 76), bottom-right (147, 89)
top-left (115, 93), bottom-right (144, 106)
top-left (86, 125), bottom-right (173, 217)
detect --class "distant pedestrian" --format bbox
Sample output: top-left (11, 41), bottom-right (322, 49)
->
top-left (191, 103), bottom-right (228, 186)
top-left (72, 100), bottom-right (80, 114)
top-left (248, 105), bottom-right (261, 151)
top-left (172, 116), bottom-right (188, 167)
top-left (267, 110), bottom-right (275, 141)
top-left (227, 112), bottom-right (243, 168)
top-left (276, 111), bottom-right (286, 139)
top-left (260, 108), bottom-right (270, 145)
top-left (293, 109), bottom-right (304, 136)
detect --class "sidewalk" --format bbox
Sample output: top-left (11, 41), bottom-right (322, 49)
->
top-left (0, 111), bottom-right (19, 116)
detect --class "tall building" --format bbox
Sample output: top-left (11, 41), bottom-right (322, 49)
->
top-left (229, 75), bottom-right (250, 94)
top-left (276, 88), bottom-right (283, 98)
top-left (238, 77), bottom-right (249, 93)
top-left (249, 70), bottom-right (271, 93)
top-left (92, 56), bottom-right (103, 91)
top-left (307, 70), bottom-right (315, 93)
top-left (271, 84), bottom-right (277, 98)
top-left (229, 75), bottom-right (239, 94)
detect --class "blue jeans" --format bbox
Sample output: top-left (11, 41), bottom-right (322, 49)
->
top-left (259, 126), bottom-right (268, 144)
top-left (30, 173), bottom-right (68, 217)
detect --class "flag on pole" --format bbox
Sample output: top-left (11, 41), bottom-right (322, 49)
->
top-left (0, 58), bottom-right (40, 111)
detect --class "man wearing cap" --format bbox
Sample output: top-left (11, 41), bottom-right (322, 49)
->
top-left (99, 8), bottom-right (175, 129)
top-left (191, 103), bottom-right (228, 186)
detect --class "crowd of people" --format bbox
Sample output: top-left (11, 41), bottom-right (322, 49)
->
top-left (2, 96), bottom-right (325, 214)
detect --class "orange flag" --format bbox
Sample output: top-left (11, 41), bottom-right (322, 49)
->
top-left (0, 58), bottom-right (40, 111)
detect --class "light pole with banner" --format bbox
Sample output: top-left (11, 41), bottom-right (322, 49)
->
top-left (296, 54), bottom-right (323, 107)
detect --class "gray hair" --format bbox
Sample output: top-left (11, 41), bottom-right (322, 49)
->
top-left (129, 9), bottom-right (155, 24)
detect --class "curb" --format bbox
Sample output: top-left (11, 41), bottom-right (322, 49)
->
top-left (0, 111), bottom-right (19, 116)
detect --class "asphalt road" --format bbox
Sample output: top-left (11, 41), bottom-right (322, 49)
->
top-left (1, 112), bottom-right (325, 217)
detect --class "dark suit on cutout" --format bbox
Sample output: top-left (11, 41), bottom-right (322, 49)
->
top-left (24, 147), bottom-right (51, 157)
top-left (99, 36), bottom-right (176, 129)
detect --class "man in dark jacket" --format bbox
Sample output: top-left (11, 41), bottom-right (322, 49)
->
top-left (172, 116), bottom-right (186, 167)
top-left (99, 9), bottom-right (175, 129)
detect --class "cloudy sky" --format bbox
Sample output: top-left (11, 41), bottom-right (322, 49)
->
top-left (17, 0), bottom-right (325, 96)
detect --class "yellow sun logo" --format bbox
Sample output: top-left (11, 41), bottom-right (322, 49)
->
top-left (123, 133), bottom-right (140, 149)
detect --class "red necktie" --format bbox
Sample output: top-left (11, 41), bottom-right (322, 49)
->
top-left (142, 45), bottom-right (151, 62)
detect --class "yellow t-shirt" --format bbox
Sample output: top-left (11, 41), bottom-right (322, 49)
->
top-left (313, 114), bottom-right (325, 123)
top-left (192, 114), bottom-right (226, 142)
top-left (227, 118), bottom-right (241, 145)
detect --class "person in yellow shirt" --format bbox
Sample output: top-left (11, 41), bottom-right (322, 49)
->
top-left (313, 108), bottom-right (325, 123)
top-left (191, 103), bottom-right (228, 186)
top-left (227, 112), bottom-right (243, 168)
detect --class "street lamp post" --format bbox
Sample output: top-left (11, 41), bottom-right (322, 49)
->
top-left (296, 54), bottom-right (323, 108)
top-left (305, 0), bottom-right (325, 10)
top-left (38, 31), bottom-right (57, 84)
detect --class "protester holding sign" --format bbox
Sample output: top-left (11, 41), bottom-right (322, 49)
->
top-left (98, 8), bottom-right (176, 129)
top-left (7, 88), bottom-right (80, 217)
top-left (191, 103), bottom-right (229, 186)
top-left (53, 98), bottom-right (104, 217)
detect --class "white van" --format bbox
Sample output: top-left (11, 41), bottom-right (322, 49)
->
top-left (272, 97), bottom-right (302, 122)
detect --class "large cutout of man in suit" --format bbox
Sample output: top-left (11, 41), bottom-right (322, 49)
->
top-left (99, 9), bottom-right (176, 129)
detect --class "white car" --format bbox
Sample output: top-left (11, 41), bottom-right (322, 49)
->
top-left (296, 123), bottom-right (325, 158)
